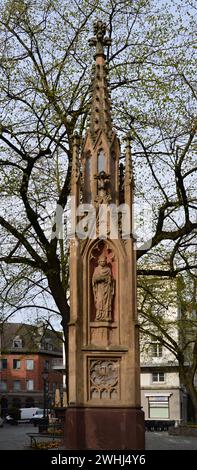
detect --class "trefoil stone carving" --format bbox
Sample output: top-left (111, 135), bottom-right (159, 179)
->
top-left (89, 359), bottom-right (119, 400)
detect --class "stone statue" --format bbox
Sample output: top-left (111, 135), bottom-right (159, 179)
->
top-left (92, 255), bottom-right (114, 321)
top-left (94, 171), bottom-right (111, 205)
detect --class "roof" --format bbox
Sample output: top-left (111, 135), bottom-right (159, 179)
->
top-left (0, 322), bottom-right (63, 355)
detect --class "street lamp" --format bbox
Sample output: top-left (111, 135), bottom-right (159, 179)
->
top-left (42, 367), bottom-right (49, 419)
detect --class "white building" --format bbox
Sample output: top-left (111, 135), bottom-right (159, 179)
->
top-left (139, 279), bottom-right (188, 424)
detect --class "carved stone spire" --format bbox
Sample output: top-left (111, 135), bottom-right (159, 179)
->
top-left (88, 21), bottom-right (112, 143)
top-left (82, 21), bottom-right (120, 207)
top-left (71, 131), bottom-right (80, 206)
top-left (124, 134), bottom-right (134, 210)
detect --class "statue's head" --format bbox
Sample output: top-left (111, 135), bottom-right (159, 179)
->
top-left (98, 255), bottom-right (107, 267)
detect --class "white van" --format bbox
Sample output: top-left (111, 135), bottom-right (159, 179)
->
top-left (20, 408), bottom-right (40, 421)
top-left (6, 407), bottom-right (40, 422)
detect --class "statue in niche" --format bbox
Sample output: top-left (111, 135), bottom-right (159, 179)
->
top-left (94, 171), bottom-right (111, 205)
top-left (92, 255), bottom-right (114, 321)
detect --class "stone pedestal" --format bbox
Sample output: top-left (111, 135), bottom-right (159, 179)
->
top-left (65, 407), bottom-right (145, 450)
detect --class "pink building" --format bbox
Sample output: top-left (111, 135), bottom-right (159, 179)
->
top-left (0, 322), bottom-right (63, 416)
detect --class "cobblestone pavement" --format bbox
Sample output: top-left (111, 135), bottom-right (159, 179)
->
top-left (145, 431), bottom-right (197, 450)
top-left (0, 423), bottom-right (36, 449)
top-left (1, 424), bottom-right (197, 450)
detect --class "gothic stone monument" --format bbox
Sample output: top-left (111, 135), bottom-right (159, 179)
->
top-left (65, 21), bottom-right (145, 450)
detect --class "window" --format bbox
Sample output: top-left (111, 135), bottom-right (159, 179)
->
top-left (86, 155), bottom-right (91, 176)
top-left (40, 341), bottom-right (51, 351)
top-left (13, 380), bottom-right (21, 391)
top-left (98, 150), bottom-right (105, 172)
top-left (12, 336), bottom-right (23, 348)
top-left (152, 372), bottom-right (165, 383)
top-left (0, 358), bottom-right (7, 370)
top-left (151, 343), bottom-right (162, 357)
top-left (148, 396), bottom-right (169, 419)
top-left (45, 360), bottom-right (50, 370)
top-left (13, 359), bottom-right (21, 369)
top-left (0, 380), bottom-right (7, 391)
top-left (26, 380), bottom-right (34, 391)
top-left (26, 359), bottom-right (34, 370)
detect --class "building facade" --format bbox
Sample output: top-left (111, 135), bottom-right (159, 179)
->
top-left (0, 322), bottom-right (63, 416)
top-left (140, 300), bottom-right (187, 424)
top-left (140, 356), bottom-right (184, 423)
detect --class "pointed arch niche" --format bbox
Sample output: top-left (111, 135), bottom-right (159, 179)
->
top-left (84, 239), bottom-right (120, 347)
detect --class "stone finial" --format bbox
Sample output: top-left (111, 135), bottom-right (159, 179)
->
top-left (71, 131), bottom-right (80, 185)
top-left (88, 20), bottom-right (111, 56)
top-left (119, 162), bottom-right (125, 204)
top-left (124, 133), bottom-right (133, 187)
top-left (124, 131), bottom-right (134, 147)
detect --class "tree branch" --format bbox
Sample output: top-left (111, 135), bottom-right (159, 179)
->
top-left (0, 215), bottom-right (46, 269)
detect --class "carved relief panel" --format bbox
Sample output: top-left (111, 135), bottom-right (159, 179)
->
top-left (88, 358), bottom-right (120, 401)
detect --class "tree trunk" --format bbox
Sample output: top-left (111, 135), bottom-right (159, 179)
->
top-left (47, 266), bottom-right (70, 404)
top-left (179, 366), bottom-right (197, 422)
top-left (185, 381), bottom-right (197, 422)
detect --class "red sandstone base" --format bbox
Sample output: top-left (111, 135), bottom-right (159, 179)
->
top-left (64, 407), bottom-right (145, 450)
